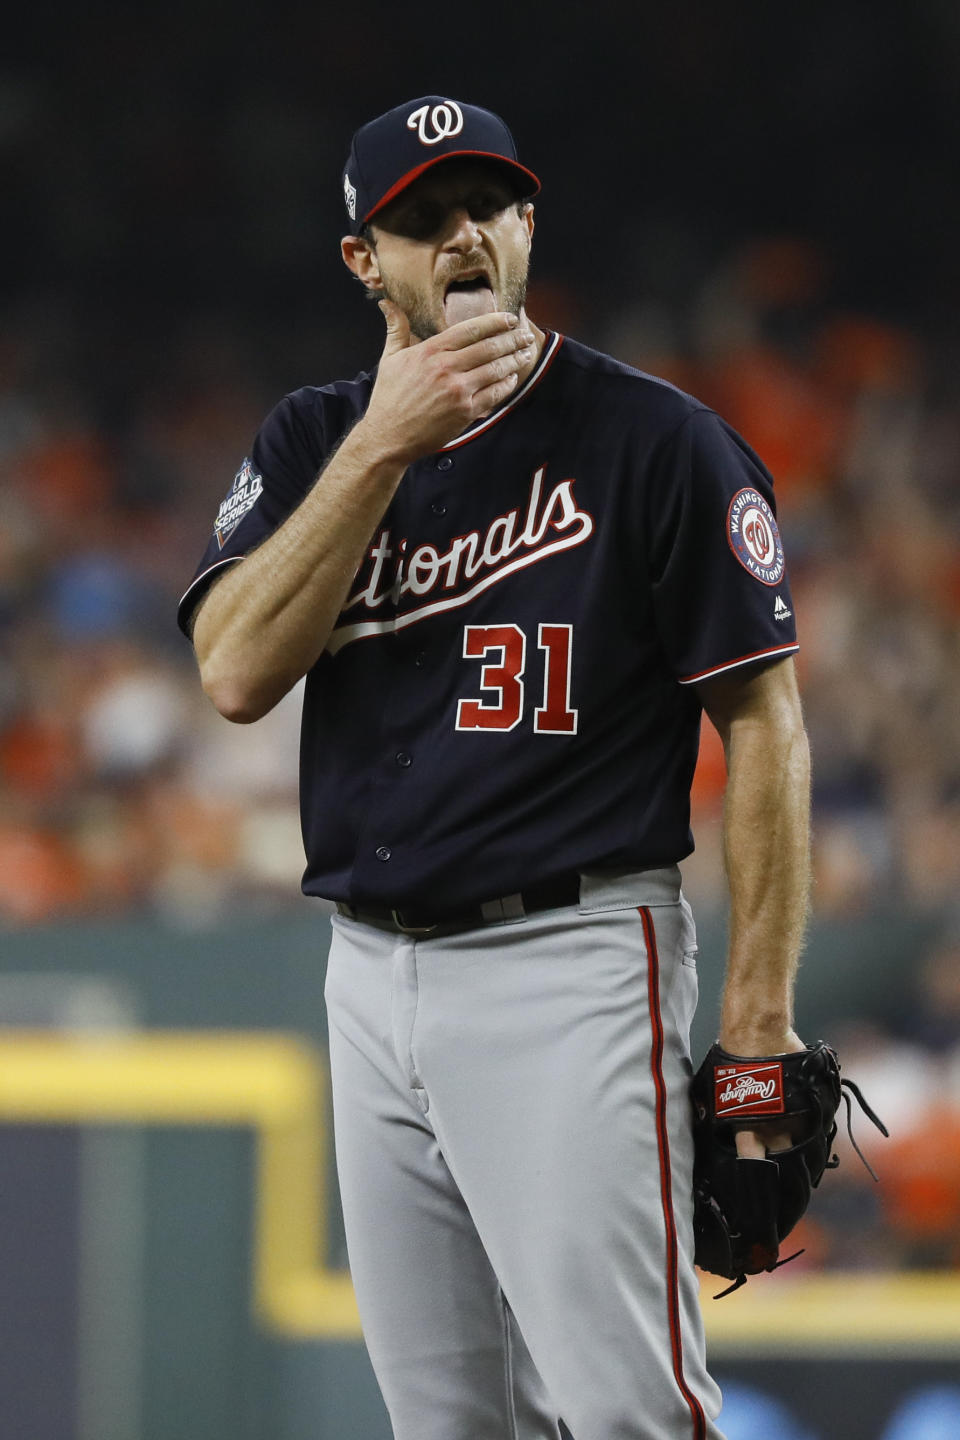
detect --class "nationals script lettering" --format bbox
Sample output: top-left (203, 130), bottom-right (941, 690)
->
top-left (326, 466), bottom-right (594, 655)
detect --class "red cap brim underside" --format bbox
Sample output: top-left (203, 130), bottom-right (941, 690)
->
top-left (362, 151), bottom-right (541, 227)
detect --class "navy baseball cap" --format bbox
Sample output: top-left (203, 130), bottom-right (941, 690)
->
top-left (343, 96), bottom-right (540, 233)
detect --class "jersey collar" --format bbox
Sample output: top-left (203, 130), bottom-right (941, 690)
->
top-left (439, 331), bottom-right (564, 452)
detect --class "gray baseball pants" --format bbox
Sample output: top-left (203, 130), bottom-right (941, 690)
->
top-left (324, 867), bottom-right (726, 1440)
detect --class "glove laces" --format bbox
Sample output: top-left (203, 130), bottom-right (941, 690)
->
top-left (827, 1077), bottom-right (889, 1183)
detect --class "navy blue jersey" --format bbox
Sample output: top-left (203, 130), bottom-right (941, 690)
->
top-left (179, 334), bottom-right (798, 909)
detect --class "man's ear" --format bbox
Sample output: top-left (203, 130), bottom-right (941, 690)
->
top-left (341, 234), bottom-right (382, 290)
top-left (521, 202), bottom-right (535, 248)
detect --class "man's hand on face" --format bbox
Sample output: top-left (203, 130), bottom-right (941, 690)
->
top-left (360, 298), bottom-right (537, 466)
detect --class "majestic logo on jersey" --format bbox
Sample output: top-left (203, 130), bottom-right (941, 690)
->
top-left (727, 487), bottom-right (786, 586)
top-left (714, 1062), bottom-right (785, 1119)
top-left (214, 458), bottom-right (263, 550)
top-left (327, 465), bottom-right (594, 655)
top-left (343, 172), bottom-right (357, 221)
top-left (406, 100), bottom-right (464, 146)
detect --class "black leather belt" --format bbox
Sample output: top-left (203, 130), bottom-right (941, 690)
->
top-left (335, 873), bottom-right (582, 936)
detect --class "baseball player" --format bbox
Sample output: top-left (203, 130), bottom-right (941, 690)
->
top-left (179, 97), bottom-right (810, 1440)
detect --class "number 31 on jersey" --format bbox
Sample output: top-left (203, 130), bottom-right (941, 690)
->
top-left (456, 623), bottom-right (578, 735)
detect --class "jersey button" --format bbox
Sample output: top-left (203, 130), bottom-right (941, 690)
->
top-left (436, 456), bottom-right (453, 471)
top-left (414, 651), bottom-right (427, 668)
top-left (395, 752), bottom-right (412, 768)
top-left (375, 846), bottom-right (392, 862)
top-left (431, 501), bottom-right (447, 516)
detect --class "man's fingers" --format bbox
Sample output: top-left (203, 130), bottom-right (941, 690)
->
top-left (381, 305), bottom-right (530, 375)
top-left (764, 1129), bottom-right (794, 1154)
top-left (734, 1129), bottom-right (768, 1160)
top-left (452, 327), bottom-right (535, 376)
top-left (471, 370), bottom-right (521, 418)
top-left (734, 1126), bottom-right (794, 1159)
top-left (470, 346), bottom-right (536, 395)
top-left (437, 310), bottom-right (522, 351)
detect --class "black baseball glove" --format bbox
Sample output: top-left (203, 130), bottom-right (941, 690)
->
top-left (690, 1039), bottom-right (887, 1296)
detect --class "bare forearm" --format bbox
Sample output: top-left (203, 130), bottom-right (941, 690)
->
top-left (720, 720), bottom-right (809, 1051)
top-left (193, 307), bottom-right (535, 724)
top-left (193, 422), bottom-right (404, 721)
top-left (699, 660), bottom-right (811, 1056)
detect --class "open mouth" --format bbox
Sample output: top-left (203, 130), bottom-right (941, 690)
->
top-left (444, 274), bottom-right (492, 295)
top-left (443, 273), bottom-right (496, 325)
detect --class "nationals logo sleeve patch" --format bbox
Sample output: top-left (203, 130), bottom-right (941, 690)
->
top-left (713, 1061), bottom-right (785, 1120)
top-left (727, 487), bottom-right (786, 586)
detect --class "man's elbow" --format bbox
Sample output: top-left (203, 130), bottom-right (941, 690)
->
top-left (200, 676), bottom-right (267, 724)
top-left (198, 660), bottom-right (279, 724)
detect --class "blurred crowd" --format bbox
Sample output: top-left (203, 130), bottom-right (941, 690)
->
top-left (0, 303), bottom-right (307, 928)
top-left (2, 228), bottom-right (960, 1272)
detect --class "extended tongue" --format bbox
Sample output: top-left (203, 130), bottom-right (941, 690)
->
top-left (443, 285), bottom-right (497, 327)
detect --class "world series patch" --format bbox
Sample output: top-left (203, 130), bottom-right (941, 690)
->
top-left (714, 1061), bottom-right (785, 1120)
top-left (215, 458), bottom-right (263, 550)
top-left (727, 488), bottom-right (786, 586)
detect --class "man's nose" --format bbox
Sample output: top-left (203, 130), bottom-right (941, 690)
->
top-left (443, 207), bottom-right (482, 250)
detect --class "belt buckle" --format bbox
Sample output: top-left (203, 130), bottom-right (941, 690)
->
top-left (391, 908), bottom-right (438, 936)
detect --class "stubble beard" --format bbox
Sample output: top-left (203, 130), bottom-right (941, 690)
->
top-left (378, 259), bottom-right (530, 341)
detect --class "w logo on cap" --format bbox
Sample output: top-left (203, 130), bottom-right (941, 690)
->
top-left (407, 101), bottom-right (464, 145)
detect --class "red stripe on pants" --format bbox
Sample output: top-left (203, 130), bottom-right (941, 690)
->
top-left (639, 906), bottom-right (707, 1440)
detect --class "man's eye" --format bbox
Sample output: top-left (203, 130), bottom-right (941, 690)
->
top-left (404, 206), bottom-right (442, 237)
top-left (383, 204), bottom-right (439, 238)
top-left (468, 193), bottom-right (506, 220)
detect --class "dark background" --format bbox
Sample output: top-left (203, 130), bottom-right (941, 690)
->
top-left (6, 0), bottom-right (960, 400)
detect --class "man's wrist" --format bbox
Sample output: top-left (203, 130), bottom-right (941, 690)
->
top-left (345, 415), bottom-right (415, 474)
top-left (717, 1018), bottom-right (802, 1057)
